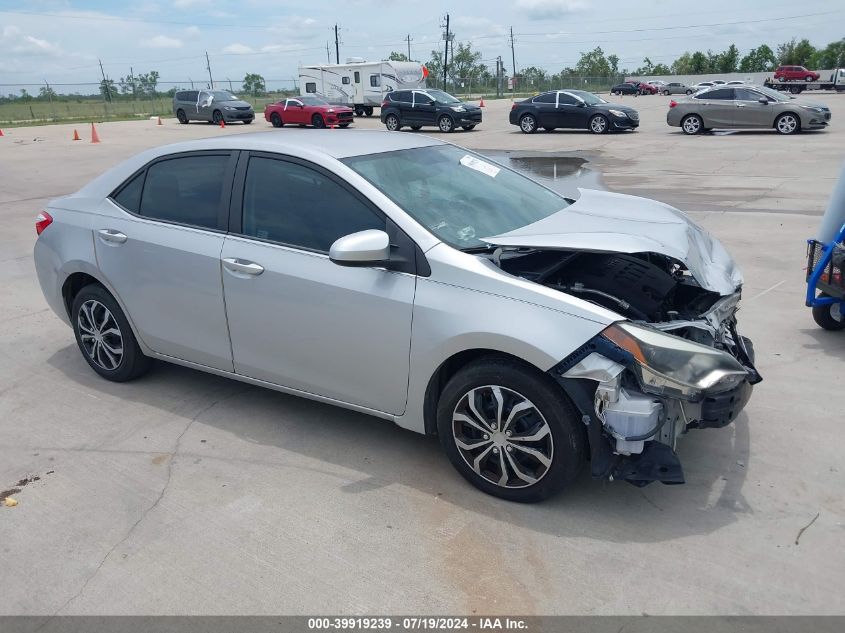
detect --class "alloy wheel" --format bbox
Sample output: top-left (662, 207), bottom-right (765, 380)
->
top-left (520, 114), bottom-right (536, 133)
top-left (590, 115), bottom-right (608, 133)
top-left (777, 114), bottom-right (798, 134)
top-left (451, 385), bottom-right (554, 489)
top-left (438, 116), bottom-right (454, 132)
top-left (682, 115), bottom-right (702, 134)
top-left (77, 299), bottom-right (124, 371)
top-left (385, 114), bottom-right (400, 131)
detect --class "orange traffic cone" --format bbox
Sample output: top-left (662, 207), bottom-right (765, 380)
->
top-left (0, 128), bottom-right (4, 136)
top-left (479, 98), bottom-right (485, 107)
top-left (157, 116), bottom-right (163, 126)
top-left (90, 122), bottom-right (100, 144)
top-left (219, 119), bottom-right (225, 128)
top-left (72, 129), bottom-right (81, 141)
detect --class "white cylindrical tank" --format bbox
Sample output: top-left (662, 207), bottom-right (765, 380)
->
top-left (818, 161), bottom-right (845, 242)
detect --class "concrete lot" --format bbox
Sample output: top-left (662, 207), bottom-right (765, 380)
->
top-left (1, 94), bottom-right (844, 615)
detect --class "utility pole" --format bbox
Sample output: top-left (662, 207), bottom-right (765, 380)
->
top-left (43, 80), bottom-right (56, 119)
top-left (205, 51), bottom-right (214, 89)
top-left (406, 34), bottom-right (412, 60)
top-left (509, 27), bottom-right (517, 95)
top-left (334, 24), bottom-right (340, 64)
top-left (227, 77), bottom-right (233, 92)
top-left (496, 56), bottom-right (503, 97)
top-left (326, 41), bottom-right (331, 63)
top-left (188, 77), bottom-right (194, 89)
top-left (98, 58), bottom-right (112, 103)
top-left (129, 66), bottom-right (137, 99)
top-left (442, 13), bottom-right (451, 90)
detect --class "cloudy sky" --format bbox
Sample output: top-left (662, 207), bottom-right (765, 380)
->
top-left (0, 0), bottom-right (840, 91)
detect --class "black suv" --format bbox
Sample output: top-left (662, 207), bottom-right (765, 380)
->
top-left (380, 89), bottom-right (482, 133)
top-left (509, 89), bottom-right (639, 134)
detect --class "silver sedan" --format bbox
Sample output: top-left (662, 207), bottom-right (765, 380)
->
top-left (33, 131), bottom-right (759, 501)
top-left (667, 85), bottom-right (831, 134)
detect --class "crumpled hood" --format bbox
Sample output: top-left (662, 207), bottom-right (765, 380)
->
top-left (482, 188), bottom-right (743, 295)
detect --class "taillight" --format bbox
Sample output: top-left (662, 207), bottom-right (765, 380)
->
top-left (511, 103), bottom-right (517, 110)
top-left (669, 100), bottom-right (677, 108)
top-left (35, 211), bottom-right (53, 236)
top-left (381, 100), bottom-right (389, 108)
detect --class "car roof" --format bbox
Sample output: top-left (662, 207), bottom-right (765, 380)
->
top-left (143, 130), bottom-right (444, 160)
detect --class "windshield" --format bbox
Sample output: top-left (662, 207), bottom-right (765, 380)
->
top-left (342, 145), bottom-right (569, 249)
top-left (300, 96), bottom-right (329, 105)
top-left (209, 90), bottom-right (237, 101)
top-left (425, 89), bottom-right (461, 105)
top-left (568, 90), bottom-right (607, 105)
top-left (754, 86), bottom-right (790, 102)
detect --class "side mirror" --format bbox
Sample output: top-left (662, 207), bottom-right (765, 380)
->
top-left (330, 229), bottom-right (390, 267)
top-left (576, 101), bottom-right (586, 107)
top-left (758, 98), bottom-right (769, 104)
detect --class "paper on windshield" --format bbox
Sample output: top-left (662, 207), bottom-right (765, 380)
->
top-left (459, 155), bottom-right (500, 178)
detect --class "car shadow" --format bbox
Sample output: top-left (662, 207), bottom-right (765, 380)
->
top-left (47, 345), bottom-right (752, 544)
top-left (798, 326), bottom-right (845, 360)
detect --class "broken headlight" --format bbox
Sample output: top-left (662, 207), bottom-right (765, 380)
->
top-left (602, 321), bottom-right (748, 402)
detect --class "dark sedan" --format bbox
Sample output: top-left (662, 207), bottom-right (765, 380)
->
top-left (509, 90), bottom-right (639, 134)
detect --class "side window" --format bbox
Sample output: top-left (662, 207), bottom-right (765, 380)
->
top-left (187, 90), bottom-right (198, 101)
top-left (139, 155), bottom-right (228, 230)
top-left (241, 157), bottom-right (384, 252)
top-left (175, 92), bottom-right (185, 101)
top-left (532, 92), bottom-right (556, 104)
top-left (735, 88), bottom-right (761, 101)
top-left (390, 91), bottom-right (408, 103)
top-left (696, 88), bottom-right (734, 100)
top-left (342, 76), bottom-right (350, 85)
top-left (112, 171), bottom-right (145, 213)
top-left (557, 92), bottom-right (578, 105)
top-left (354, 71), bottom-right (360, 83)
top-left (305, 82), bottom-right (317, 93)
top-left (370, 74), bottom-right (381, 87)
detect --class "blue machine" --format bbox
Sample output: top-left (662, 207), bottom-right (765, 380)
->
top-left (807, 162), bottom-right (845, 330)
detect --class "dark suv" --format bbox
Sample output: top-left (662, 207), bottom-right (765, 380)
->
top-left (380, 89), bottom-right (482, 133)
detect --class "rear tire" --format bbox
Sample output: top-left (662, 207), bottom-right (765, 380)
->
top-left (71, 284), bottom-right (152, 382)
top-left (813, 295), bottom-right (845, 330)
top-left (686, 89), bottom-right (693, 95)
top-left (436, 357), bottom-right (585, 502)
top-left (519, 113), bottom-right (537, 134)
top-left (384, 113), bottom-right (401, 131)
top-left (311, 114), bottom-right (325, 128)
top-left (410, 125), bottom-right (422, 131)
top-left (364, 107), bottom-right (373, 117)
top-left (212, 110), bottom-right (223, 125)
top-left (805, 75), bottom-right (814, 82)
top-left (176, 109), bottom-right (188, 124)
top-left (242, 119), bottom-right (252, 125)
top-left (270, 112), bottom-right (283, 128)
top-left (681, 114), bottom-right (703, 135)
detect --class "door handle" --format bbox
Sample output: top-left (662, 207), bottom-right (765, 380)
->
top-left (97, 229), bottom-right (127, 244)
top-left (223, 258), bottom-right (264, 276)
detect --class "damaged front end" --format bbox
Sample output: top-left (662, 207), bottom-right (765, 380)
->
top-left (491, 249), bottom-right (760, 487)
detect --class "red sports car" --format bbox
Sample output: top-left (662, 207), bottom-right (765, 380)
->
top-left (264, 95), bottom-right (354, 128)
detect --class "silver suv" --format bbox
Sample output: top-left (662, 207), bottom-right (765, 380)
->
top-left (173, 89), bottom-right (255, 125)
top-left (33, 131), bottom-right (759, 501)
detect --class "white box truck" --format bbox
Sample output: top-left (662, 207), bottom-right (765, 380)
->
top-left (298, 58), bottom-right (428, 116)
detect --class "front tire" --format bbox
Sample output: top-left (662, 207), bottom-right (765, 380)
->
top-left (805, 75), bottom-right (814, 82)
top-left (775, 112), bottom-right (800, 135)
top-left (384, 113), bottom-right (401, 131)
top-left (663, 90), bottom-right (670, 96)
top-left (519, 113), bottom-right (537, 134)
top-left (364, 107), bottom-right (373, 117)
top-left (436, 357), bottom-right (584, 502)
top-left (270, 112), bottom-right (283, 128)
top-left (311, 114), bottom-right (325, 129)
top-left (438, 115), bottom-right (455, 133)
top-left (813, 295), bottom-right (845, 330)
top-left (212, 110), bottom-right (223, 125)
top-left (589, 114), bottom-right (609, 134)
top-left (71, 284), bottom-right (152, 382)
top-left (682, 114), bottom-right (703, 135)
top-left (176, 109), bottom-right (188, 124)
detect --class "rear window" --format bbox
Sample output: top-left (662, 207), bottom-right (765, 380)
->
top-left (532, 92), bottom-right (556, 104)
top-left (112, 172), bottom-right (144, 213)
top-left (390, 91), bottom-right (411, 103)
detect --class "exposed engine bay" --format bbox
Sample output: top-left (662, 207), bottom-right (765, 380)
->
top-left (490, 247), bottom-right (761, 487)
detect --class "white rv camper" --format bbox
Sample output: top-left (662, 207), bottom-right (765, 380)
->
top-left (298, 58), bottom-right (428, 116)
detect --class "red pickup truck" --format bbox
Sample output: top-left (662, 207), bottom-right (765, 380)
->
top-left (774, 65), bottom-right (820, 82)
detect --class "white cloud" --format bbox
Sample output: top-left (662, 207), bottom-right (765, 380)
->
top-left (140, 34), bottom-right (184, 49)
top-left (515, 0), bottom-right (587, 20)
top-left (183, 26), bottom-right (201, 37)
top-left (0, 25), bottom-right (62, 57)
top-left (174, 0), bottom-right (212, 8)
top-left (222, 43), bottom-right (254, 55)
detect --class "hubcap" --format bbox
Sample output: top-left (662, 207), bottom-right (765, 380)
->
top-left (831, 304), bottom-right (843, 322)
top-left (439, 117), bottom-right (452, 132)
top-left (591, 117), bottom-right (606, 132)
top-left (778, 115), bottom-right (797, 133)
top-left (452, 385), bottom-right (554, 489)
top-left (386, 116), bottom-right (398, 131)
top-left (521, 116), bottom-right (535, 132)
top-left (78, 300), bottom-right (123, 371)
top-left (684, 117), bottom-right (701, 133)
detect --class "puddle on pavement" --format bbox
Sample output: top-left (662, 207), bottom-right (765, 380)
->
top-left (479, 151), bottom-right (604, 198)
